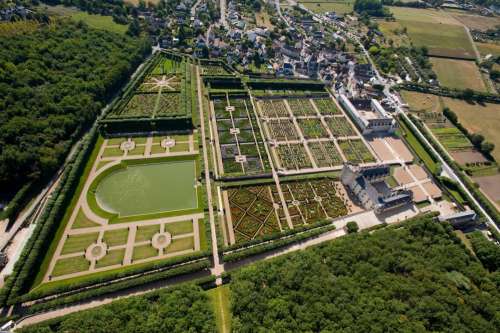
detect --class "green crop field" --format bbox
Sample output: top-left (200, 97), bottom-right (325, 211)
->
top-left (95, 160), bottom-right (197, 217)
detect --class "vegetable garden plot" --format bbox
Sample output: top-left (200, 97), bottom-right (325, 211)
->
top-left (280, 179), bottom-right (348, 226)
top-left (431, 127), bottom-right (473, 151)
top-left (325, 116), bottom-right (357, 137)
top-left (227, 185), bottom-right (283, 243)
top-left (312, 98), bottom-right (340, 115)
top-left (266, 119), bottom-right (300, 141)
top-left (276, 143), bottom-right (312, 170)
top-left (155, 93), bottom-right (183, 117)
top-left (308, 141), bottom-right (343, 167)
top-left (297, 119), bottom-right (330, 139)
top-left (338, 139), bottom-right (375, 164)
top-left (259, 100), bottom-right (290, 118)
top-left (213, 95), bottom-right (270, 176)
top-left (117, 93), bottom-right (157, 118)
top-left (287, 98), bottom-right (317, 117)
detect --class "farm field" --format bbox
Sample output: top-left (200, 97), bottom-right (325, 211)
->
top-left (299, 0), bottom-right (354, 14)
top-left (35, 134), bottom-right (205, 285)
top-left (441, 97), bottom-right (500, 162)
top-left (400, 90), bottom-right (441, 113)
top-left (39, 5), bottom-right (128, 34)
top-left (430, 58), bottom-right (487, 92)
top-left (388, 7), bottom-right (476, 59)
top-left (476, 42), bottom-right (500, 58)
top-left (448, 11), bottom-right (500, 31)
top-left (431, 127), bottom-right (473, 151)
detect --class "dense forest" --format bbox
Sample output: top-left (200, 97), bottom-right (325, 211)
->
top-left (230, 217), bottom-right (500, 332)
top-left (18, 284), bottom-right (216, 333)
top-left (0, 19), bottom-right (150, 201)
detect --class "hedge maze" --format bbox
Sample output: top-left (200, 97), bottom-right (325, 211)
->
top-left (212, 93), bottom-right (271, 176)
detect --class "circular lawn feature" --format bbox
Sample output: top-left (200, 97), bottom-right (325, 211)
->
top-left (94, 160), bottom-right (197, 218)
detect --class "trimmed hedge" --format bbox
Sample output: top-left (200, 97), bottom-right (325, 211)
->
top-left (398, 83), bottom-right (500, 103)
top-left (0, 181), bottom-right (35, 223)
top-left (18, 252), bottom-right (210, 303)
top-left (223, 223), bottom-right (337, 262)
top-left (25, 259), bottom-right (211, 314)
top-left (0, 128), bottom-right (99, 306)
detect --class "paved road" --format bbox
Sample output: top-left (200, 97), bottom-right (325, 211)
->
top-left (220, 0), bottom-right (228, 28)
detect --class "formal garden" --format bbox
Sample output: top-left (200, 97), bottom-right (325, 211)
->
top-left (308, 141), bottom-right (343, 167)
top-left (212, 94), bottom-right (271, 176)
top-left (275, 143), bottom-right (313, 170)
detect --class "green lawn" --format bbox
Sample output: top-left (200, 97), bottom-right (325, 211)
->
top-left (101, 147), bottom-right (124, 158)
top-left (95, 249), bottom-right (126, 268)
top-left (167, 237), bottom-right (194, 253)
top-left (103, 228), bottom-right (130, 247)
top-left (52, 257), bottom-right (90, 277)
top-left (163, 220), bottom-right (194, 235)
top-left (398, 120), bottom-right (439, 174)
top-left (135, 224), bottom-right (160, 243)
top-left (208, 285), bottom-right (232, 333)
top-left (94, 160), bottom-right (197, 217)
top-left (132, 244), bottom-right (158, 261)
top-left (72, 209), bottom-right (100, 229)
top-left (61, 233), bottom-right (99, 255)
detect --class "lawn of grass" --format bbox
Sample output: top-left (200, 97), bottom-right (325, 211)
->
top-left (163, 220), bottom-right (193, 235)
top-left (31, 136), bottom-right (104, 289)
top-left (167, 237), bottom-right (194, 253)
top-left (95, 249), bottom-right (126, 269)
top-left (150, 144), bottom-right (166, 154)
top-left (72, 209), bottom-right (100, 229)
top-left (103, 228), bottom-right (130, 247)
top-left (101, 147), bottom-right (124, 158)
top-left (398, 119), bottom-right (438, 174)
top-left (135, 224), bottom-right (160, 243)
top-left (170, 142), bottom-right (190, 152)
top-left (441, 97), bottom-right (500, 162)
top-left (376, 20), bottom-right (411, 47)
top-left (52, 257), bottom-right (90, 277)
top-left (430, 58), bottom-right (486, 92)
top-left (132, 244), bottom-right (158, 261)
top-left (127, 145), bottom-right (146, 156)
top-left (61, 233), bottom-right (99, 255)
top-left (208, 285), bottom-right (232, 333)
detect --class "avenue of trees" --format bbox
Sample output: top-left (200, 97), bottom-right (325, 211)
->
top-left (230, 217), bottom-right (500, 332)
top-left (18, 284), bottom-right (216, 333)
top-left (0, 19), bottom-right (150, 202)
